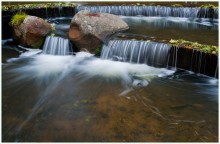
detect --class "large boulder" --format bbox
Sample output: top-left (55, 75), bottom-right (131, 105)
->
top-left (68, 10), bottom-right (129, 53)
top-left (12, 16), bottom-right (52, 48)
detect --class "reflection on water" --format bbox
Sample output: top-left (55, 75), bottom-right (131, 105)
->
top-left (2, 50), bottom-right (218, 142)
top-left (47, 16), bottom-right (218, 46)
top-left (122, 16), bottom-right (218, 46)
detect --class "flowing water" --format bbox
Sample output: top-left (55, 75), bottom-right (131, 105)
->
top-left (42, 36), bottom-right (73, 55)
top-left (75, 6), bottom-right (218, 19)
top-left (2, 7), bottom-right (218, 142)
top-left (101, 40), bottom-right (171, 67)
top-left (2, 48), bottom-right (218, 142)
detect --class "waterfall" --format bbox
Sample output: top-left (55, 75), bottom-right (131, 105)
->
top-left (167, 46), bottom-right (218, 78)
top-left (75, 6), bottom-right (218, 18)
top-left (214, 8), bottom-right (218, 19)
top-left (197, 8), bottom-right (219, 18)
top-left (101, 40), bottom-right (171, 68)
top-left (42, 36), bottom-right (73, 55)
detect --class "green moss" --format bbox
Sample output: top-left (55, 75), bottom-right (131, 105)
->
top-left (2, 2), bottom-right (76, 11)
top-left (171, 4), bottom-right (183, 7)
top-left (31, 37), bottom-right (45, 48)
top-left (95, 47), bottom-right (101, 56)
top-left (200, 4), bottom-right (218, 9)
top-left (169, 39), bottom-right (218, 55)
top-left (11, 12), bottom-right (28, 26)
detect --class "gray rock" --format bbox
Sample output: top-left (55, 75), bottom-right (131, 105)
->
top-left (68, 10), bottom-right (129, 53)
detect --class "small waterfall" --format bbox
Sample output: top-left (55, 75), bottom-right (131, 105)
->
top-left (197, 8), bottom-right (219, 18)
top-left (45, 7), bottom-right (48, 19)
top-left (75, 6), bottom-right (218, 18)
top-left (214, 8), bottom-right (218, 19)
top-left (168, 46), bottom-right (218, 78)
top-left (101, 40), bottom-right (171, 68)
top-left (42, 36), bottom-right (73, 55)
top-left (214, 62), bottom-right (218, 78)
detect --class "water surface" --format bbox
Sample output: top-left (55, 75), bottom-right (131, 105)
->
top-left (47, 16), bottom-right (218, 46)
top-left (122, 16), bottom-right (218, 46)
top-left (2, 50), bottom-right (218, 142)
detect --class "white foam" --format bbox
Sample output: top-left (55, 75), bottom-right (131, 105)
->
top-left (6, 52), bottom-right (175, 88)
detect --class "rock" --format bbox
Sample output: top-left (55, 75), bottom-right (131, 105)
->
top-left (68, 10), bottom-right (129, 53)
top-left (12, 16), bottom-right (52, 48)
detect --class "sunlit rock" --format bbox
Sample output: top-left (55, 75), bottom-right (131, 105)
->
top-left (68, 10), bottom-right (129, 53)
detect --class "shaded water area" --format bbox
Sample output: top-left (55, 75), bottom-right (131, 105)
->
top-left (2, 50), bottom-right (218, 142)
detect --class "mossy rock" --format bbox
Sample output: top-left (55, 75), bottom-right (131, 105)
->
top-left (10, 12), bottom-right (28, 26)
top-left (11, 13), bottom-right (52, 49)
top-left (169, 39), bottom-right (218, 54)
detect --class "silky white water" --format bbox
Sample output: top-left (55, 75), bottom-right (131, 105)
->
top-left (6, 50), bottom-right (174, 87)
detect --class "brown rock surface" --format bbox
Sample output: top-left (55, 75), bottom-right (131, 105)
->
top-left (13, 16), bottom-right (52, 48)
top-left (68, 10), bottom-right (129, 53)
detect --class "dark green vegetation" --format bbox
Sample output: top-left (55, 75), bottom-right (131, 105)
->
top-left (95, 47), bottom-right (101, 56)
top-left (10, 12), bottom-right (28, 26)
top-left (2, 2), bottom-right (218, 11)
top-left (2, 2), bottom-right (76, 11)
top-left (169, 39), bottom-right (218, 54)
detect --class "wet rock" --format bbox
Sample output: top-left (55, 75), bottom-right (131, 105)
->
top-left (12, 16), bottom-right (52, 48)
top-left (68, 10), bottom-right (129, 53)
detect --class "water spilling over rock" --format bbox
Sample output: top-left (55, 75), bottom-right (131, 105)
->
top-left (76, 6), bottom-right (218, 19)
top-left (42, 36), bottom-right (73, 55)
top-left (168, 46), bottom-right (218, 78)
top-left (101, 40), bottom-right (171, 68)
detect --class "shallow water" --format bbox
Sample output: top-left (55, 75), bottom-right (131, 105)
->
top-left (2, 50), bottom-right (218, 142)
top-left (47, 16), bottom-right (218, 46)
top-left (122, 16), bottom-right (218, 46)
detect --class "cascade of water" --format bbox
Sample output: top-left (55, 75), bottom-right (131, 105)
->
top-left (75, 6), bottom-right (216, 18)
top-left (197, 8), bottom-right (219, 19)
top-left (214, 62), bottom-right (218, 78)
top-left (42, 36), bottom-right (73, 55)
top-left (58, 6), bottom-right (63, 17)
top-left (174, 47), bottom-right (179, 70)
top-left (190, 49), bottom-right (195, 71)
top-left (214, 8), bottom-right (218, 19)
top-left (101, 40), bottom-right (171, 68)
top-left (198, 51), bottom-right (202, 73)
top-left (45, 7), bottom-right (48, 19)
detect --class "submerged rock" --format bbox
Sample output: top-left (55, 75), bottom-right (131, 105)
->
top-left (68, 10), bottom-right (129, 53)
top-left (12, 16), bottom-right (52, 48)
